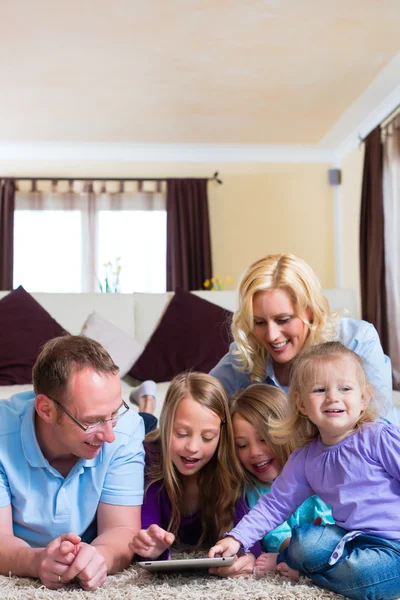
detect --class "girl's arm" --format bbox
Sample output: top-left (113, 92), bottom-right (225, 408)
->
top-left (209, 343), bottom-right (249, 399)
top-left (234, 495), bottom-right (262, 557)
top-left (213, 449), bottom-right (313, 554)
top-left (131, 481), bottom-right (173, 561)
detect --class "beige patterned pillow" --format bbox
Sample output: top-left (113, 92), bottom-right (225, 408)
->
top-left (81, 311), bottom-right (144, 377)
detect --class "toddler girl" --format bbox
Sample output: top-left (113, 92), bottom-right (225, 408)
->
top-left (210, 342), bottom-right (400, 599)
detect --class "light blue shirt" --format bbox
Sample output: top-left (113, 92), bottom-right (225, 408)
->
top-left (0, 392), bottom-right (145, 548)
top-left (210, 318), bottom-right (396, 421)
top-left (246, 483), bottom-right (334, 552)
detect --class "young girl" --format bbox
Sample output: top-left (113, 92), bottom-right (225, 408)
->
top-left (210, 342), bottom-right (400, 600)
top-left (130, 371), bottom-right (260, 574)
top-left (230, 384), bottom-right (334, 575)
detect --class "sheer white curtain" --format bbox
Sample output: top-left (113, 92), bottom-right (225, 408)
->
top-left (382, 115), bottom-right (400, 390)
top-left (13, 181), bottom-right (166, 293)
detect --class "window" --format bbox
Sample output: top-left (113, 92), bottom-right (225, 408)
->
top-left (13, 186), bottom-right (167, 293)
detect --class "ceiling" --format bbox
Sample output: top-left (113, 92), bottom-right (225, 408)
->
top-left (1, 0), bottom-right (400, 150)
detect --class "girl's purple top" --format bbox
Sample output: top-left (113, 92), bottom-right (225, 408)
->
top-left (138, 440), bottom-right (261, 559)
top-left (229, 422), bottom-right (400, 552)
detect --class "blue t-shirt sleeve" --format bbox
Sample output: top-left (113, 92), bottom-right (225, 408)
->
top-left (100, 413), bottom-right (145, 506)
top-left (0, 463), bottom-right (10, 508)
top-left (338, 318), bottom-right (392, 417)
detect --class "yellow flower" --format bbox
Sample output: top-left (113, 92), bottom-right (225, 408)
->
top-left (204, 274), bottom-right (234, 291)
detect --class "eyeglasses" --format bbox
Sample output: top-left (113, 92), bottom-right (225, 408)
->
top-left (48, 396), bottom-right (130, 433)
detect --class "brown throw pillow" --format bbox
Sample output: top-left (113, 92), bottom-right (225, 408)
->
top-left (129, 288), bottom-right (233, 383)
top-left (0, 286), bottom-right (68, 385)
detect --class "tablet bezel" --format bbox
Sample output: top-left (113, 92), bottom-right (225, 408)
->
top-left (138, 556), bottom-right (235, 572)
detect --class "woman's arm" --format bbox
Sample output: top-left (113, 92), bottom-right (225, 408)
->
top-left (210, 344), bottom-right (251, 399)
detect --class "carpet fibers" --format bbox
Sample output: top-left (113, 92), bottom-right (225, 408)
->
top-left (0, 565), bottom-right (349, 600)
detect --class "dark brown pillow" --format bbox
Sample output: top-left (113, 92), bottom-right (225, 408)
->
top-left (129, 288), bottom-right (233, 382)
top-left (0, 286), bottom-right (68, 385)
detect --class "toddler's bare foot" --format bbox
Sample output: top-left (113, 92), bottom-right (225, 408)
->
top-left (276, 562), bottom-right (300, 581)
top-left (138, 395), bottom-right (156, 414)
top-left (254, 552), bottom-right (278, 574)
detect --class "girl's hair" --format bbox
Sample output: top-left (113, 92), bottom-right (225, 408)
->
top-left (269, 342), bottom-right (377, 446)
top-left (230, 384), bottom-right (298, 490)
top-left (145, 371), bottom-right (242, 545)
top-left (232, 253), bottom-right (337, 381)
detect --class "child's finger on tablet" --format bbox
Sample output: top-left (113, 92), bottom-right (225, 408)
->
top-left (164, 532), bottom-right (175, 545)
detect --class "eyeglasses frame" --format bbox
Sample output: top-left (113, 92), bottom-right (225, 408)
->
top-left (47, 395), bottom-right (130, 433)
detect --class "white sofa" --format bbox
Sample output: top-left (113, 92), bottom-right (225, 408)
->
top-left (1, 288), bottom-right (397, 417)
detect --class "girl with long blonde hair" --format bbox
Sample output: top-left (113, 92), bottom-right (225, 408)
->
top-left (130, 371), bottom-right (260, 574)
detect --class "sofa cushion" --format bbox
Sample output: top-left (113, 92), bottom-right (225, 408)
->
top-left (129, 287), bottom-right (233, 382)
top-left (81, 310), bottom-right (144, 377)
top-left (0, 286), bottom-right (67, 385)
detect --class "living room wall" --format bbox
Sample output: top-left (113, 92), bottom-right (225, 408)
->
top-left (2, 159), bottom-right (334, 288)
top-left (340, 145), bottom-right (365, 314)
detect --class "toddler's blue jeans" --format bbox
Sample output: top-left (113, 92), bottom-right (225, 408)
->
top-left (278, 523), bottom-right (400, 600)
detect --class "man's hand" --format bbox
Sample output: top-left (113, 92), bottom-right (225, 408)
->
top-left (61, 542), bottom-right (107, 591)
top-left (209, 553), bottom-right (256, 578)
top-left (209, 536), bottom-right (241, 558)
top-left (36, 532), bottom-right (81, 589)
top-left (129, 524), bottom-right (175, 559)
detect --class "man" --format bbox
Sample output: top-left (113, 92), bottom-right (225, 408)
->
top-left (0, 335), bottom-right (145, 590)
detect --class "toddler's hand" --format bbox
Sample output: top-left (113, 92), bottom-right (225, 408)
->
top-left (209, 536), bottom-right (241, 558)
top-left (209, 553), bottom-right (255, 578)
top-left (130, 524), bottom-right (175, 559)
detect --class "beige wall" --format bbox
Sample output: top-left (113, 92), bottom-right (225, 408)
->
top-left (2, 159), bottom-right (334, 288)
top-left (340, 145), bottom-right (365, 314)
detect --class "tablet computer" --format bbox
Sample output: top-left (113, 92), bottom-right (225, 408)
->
top-left (138, 556), bottom-right (235, 572)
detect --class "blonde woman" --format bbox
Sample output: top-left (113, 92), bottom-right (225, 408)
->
top-left (210, 253), bottom-right (397, 422)
top-left (210, 342), bottom-right (400, 600)
top-left (130, 372), bottom-right (261, 576)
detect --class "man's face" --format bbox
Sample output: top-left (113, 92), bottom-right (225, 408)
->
top-left (51, 367), bottom-right (122, 460)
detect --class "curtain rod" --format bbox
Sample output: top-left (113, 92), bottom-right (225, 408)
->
top-left (15, 171), bottom-right (223, 184)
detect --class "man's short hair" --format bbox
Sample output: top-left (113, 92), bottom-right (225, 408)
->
top-left (32, 335), bottom-right (119, 402)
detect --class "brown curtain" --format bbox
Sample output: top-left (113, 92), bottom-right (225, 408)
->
top-left (166, 179), bottom-right (212, 291)
top-left (359, 127), bottom-right (389, 353)
top-left (0, 178), bottom-right (16, 290)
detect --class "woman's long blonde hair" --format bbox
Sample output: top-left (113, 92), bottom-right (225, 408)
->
top-left (145, 371), bottom-right (243, 546)
top-left (230, 384), bottom-right (298, 490)
top-left (232, 253), bottom-right (337, 382)
top-left (269, 342), bottom-right (378, 447)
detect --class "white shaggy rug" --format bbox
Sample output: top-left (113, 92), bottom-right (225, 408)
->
top-left (0, 564), bottom-right (348, 600)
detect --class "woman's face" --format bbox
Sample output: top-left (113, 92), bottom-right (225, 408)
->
top-left (252, 288), bottom-right (312, 365)
top-left (233, 413), bottom-right (280, 483)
